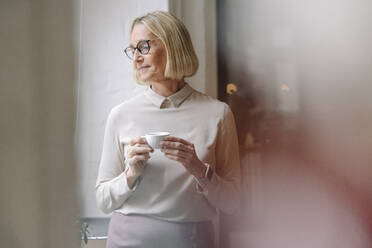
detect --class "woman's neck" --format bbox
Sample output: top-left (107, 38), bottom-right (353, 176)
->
top-left (150, 79), bottom-right (185, 97)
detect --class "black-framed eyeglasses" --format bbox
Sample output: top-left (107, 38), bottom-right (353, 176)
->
top-left (124, 38), bottom-right (159, 60)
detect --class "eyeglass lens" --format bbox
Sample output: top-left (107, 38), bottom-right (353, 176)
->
top-left (125, 40), bottom-right (150, 59)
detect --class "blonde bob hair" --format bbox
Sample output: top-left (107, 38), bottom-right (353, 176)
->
top-left (130, 11), bottom-right (198, 84)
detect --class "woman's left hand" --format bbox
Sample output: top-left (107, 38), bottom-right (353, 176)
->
top-left (161, 136), bottom-right (206, 179)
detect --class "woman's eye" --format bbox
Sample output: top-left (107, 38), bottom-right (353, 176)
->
top-left (138, 44), bottom-right (149, 50)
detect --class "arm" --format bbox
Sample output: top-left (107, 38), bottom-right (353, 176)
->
top-left (161, 104), bottom-right (241, 215)
top-left (95, 108), bottom-right (134, 214)
top-left (196, 104), bottom-right (241, 214)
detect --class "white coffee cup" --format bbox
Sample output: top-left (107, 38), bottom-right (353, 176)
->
top-left (144, 132), bottom-right (170, 149)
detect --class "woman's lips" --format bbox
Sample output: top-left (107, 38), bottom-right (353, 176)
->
top-left (138, 66), bottom-right (150, 71)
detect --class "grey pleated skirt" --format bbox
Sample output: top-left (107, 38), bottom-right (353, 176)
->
top-left (106, 212), bottom-right (214, 248)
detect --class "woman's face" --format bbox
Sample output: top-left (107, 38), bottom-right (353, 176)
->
top-left (130, 24), bottom-right (167, 83)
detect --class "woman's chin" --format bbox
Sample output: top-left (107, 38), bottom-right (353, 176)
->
top-left (140, 76), bottom-right (159, 83)
top-left (139, 77), bottom-right (150, 83)
top-left (138, 73), bottom-right (152, 82)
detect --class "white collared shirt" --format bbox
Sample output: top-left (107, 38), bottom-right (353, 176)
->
top-left (96, 83), bottom-right (240, 222)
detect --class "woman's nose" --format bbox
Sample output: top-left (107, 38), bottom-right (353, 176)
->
top-left (133, 49), bottom-right (143, 61)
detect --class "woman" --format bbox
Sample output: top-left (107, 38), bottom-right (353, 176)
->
top-left (96, 11), bottom-right (240, 248)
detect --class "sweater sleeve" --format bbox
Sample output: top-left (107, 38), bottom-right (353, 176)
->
top-left (196, 103), bottom-right (241, 214)
top-left (95, 108), bottom-right (134, 214)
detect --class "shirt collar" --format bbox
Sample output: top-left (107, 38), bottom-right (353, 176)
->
top-left (144, 83), bottom-right (194, 109)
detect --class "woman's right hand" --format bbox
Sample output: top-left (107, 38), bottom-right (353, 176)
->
top-left (125, 137), bottom-right (153, 189)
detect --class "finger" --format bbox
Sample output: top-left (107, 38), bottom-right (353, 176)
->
top-left (164, 154), bottom-right (186, 164)
top-left (161, 141), bottom-right (193, 152)
top-left (133, 142), bottom-right (153, 151)
top-left (134, 142), bottom-right (153, 148)
top-left (133, 143), bottom-right (154, 153)
top-left (162, 148), bottom-right (188, 159)
top-left (129, 153), bottom-right (150, 165)
top-left (128, 146), bottom-right (152, 158)
top-left (130, 137), bottom-right (148, 146)
top-left (127, 142), bottom-right (153, 154)
top-left (163, 136), bottom-right (193, 146)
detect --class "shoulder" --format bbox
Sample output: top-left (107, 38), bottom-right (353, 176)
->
top-left (111, 92), bottom-right (144, 114)
top-left (107, 92), bottom-right (145, 122)
top-left (190, 89), bottom-right (231, 118)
